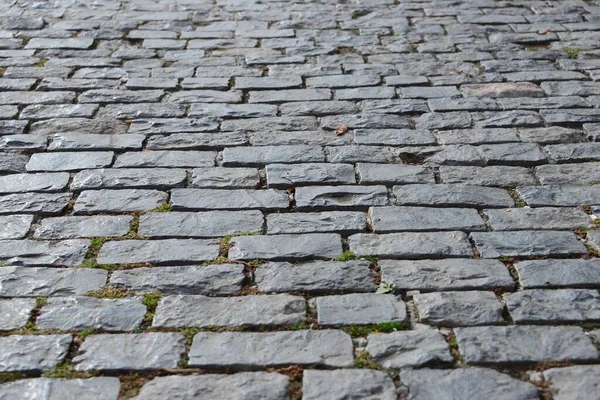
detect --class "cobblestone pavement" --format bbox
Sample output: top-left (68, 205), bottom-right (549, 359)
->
top-left (1, 0), bottom-right (600, 399)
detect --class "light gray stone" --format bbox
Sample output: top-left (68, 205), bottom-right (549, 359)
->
top-left (400, 368), bottom-right (539, 400)
top-left (0, 335), bottom-right (71, 372)
top-left (153, 294), bottom-right (305, 328)
top-left (37, 297), bottom-right (146, 332)
top-left (455, 326), bottom-right (598, 364)
top-left (414, 291), bottom-right (504, 327)
top-left (0, 298), bottom-right (35, 330)
top-left (316, 293), bottom-right (406, 325)
top-left (222, 145), bottom-right (323, 166)
top-left (97, 239), bottom-right (220, 265)
top-left (505, 289), bottom-right (600, 323)
top-left (34, 216), bottom-right (133, 239)
top-left (357, 163), bottom-right (434, 184)
top-left (470, 231), bottom-right (588, 258)
top-left (0, 173), bottom-right (70, 194)
top-left (0, 377), bottom-right (120, 400)
top-left (0, 267), bottom-right (107, 297)
top-left (295, 185), bottom-right (388, 210)
top-left (303, 370), bottom-right (396, 400)
top-left (544, 365), bottom-right (600, 400)
top-left (49, 133), bottom-right (144, 151)
top-left (366, 330), bottom-right (452, 368)
top-left (267, 211), bottom-right (365, 234)
top-left (114, 151), bottom-right (216, 168)
top-left (266, 163), bottom-right (355, 187)
top-left (0, 239), bottom-right (89, 266)
top-left (516, 259), bottom-right (600, 289)
top-left (483, 208), bottom-right (593, 231)
top-left (188, 330), bottom-right (354, 369)
top-left (74, 189), bottom-right (168, 214)
top-left (0, 215), bottom-right (33, 239)
top-left (380, 259), bottom-right (515, 292)
top-left (439, 166), bottom-right (536, 186)
top-left (189, 168), bottom-right (259, 189)
top-left (370, 206), bottom-right (486, 232)
top-left (133, 373), bottom-right (289, 400)
top-left (349, 232), bottom-right (472, 258)
top-left (25, 152), bottom-right (113, 172)
top-left (517, 185), bottom-right (600, 207)
top-left (536, 163), bottom-right (600, 185)
top-left (110, 264), bottom-right (244, 295)
top-left (71, 168), bottom-right (186, 190)
top-left (171, 189), bottom-right (289, 211)
top-left (74, 333), bottom-right (185, 371)
top-left (255, 260), bottom-right (377, 293)
top-left (393, 184), bottom-right (513, 208)
top-left (229, 233), bottom-right (342, 260)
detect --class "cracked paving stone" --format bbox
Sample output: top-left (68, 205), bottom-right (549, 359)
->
top-left (295, 185), bottom-right (388, 210)
top-left (73, 333), bottom-right (185, 371)
top-left (36, 297), bottom-right (146, 332)
top-left (470, 231), bottom-right (588, 258)
top-left (302, 370), bottom-right (396, 400)
top-left (0, 267), bottom-right (107, 297)
top-left (188, 330), bottom-right (354, 369)
top-left (228, 233), bottom-right (342, 260)
top-left (132, 373), bottom-right (289, 400)
top-left (400, 368), bottom-right (539, 400)
top-left (152, 294), bottom-right (306, 328)
top-left (0, 298), bottom-right (36, 330)
top-left (97, 239), bottom-right (220, 265)
top-left (316, 293), bottom-right (406, 325)
top-left (413, 291), bottom-right (505, 327)
top-left (366, 330), bottom-right (453, 368)
top-left (543, 365), bottom-right (600, 400)
top-left (455, 325), bottom-right (599, 364)
top-left (0, 335), bottom-right (71, 372)
top-left (0, 377), bottom-right (120, 400)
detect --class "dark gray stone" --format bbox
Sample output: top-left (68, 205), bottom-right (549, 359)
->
top-left (349, 232), bottom-right (472, 258)
top-left (439, 166), bottom-right (536, 186)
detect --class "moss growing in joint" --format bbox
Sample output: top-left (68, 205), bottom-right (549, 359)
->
top-left (333, 251), bottom-right (357, 261)
top-left (343, 321), bottom-right (407, 336)
top-left (562, 47), bottom-right (595, 59)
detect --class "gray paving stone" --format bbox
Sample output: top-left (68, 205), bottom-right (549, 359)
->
top-left (79, 89), bottom-right (164, 103)
top-left (400, 368), bottom-right (539, 400)
top-left (517, 185), bottom-right (600, 207)
top-left (380, 259), bottom-right (515, 292)
top-left (353, 129), bottom-right (436, 146)
top-left (303, 370), bottom-right (396, 400)
top-left (25, 152), bottom-right (113, 172)
top-left (366, 330), bottom-right (452, 368)
top-left (0, 377), bottom-right (120, 400)
top-left (516, 259), bottom-right (600, 289)
top-left (414, 291), bottom-right (504, 327)
top-left (0, 266), bottom-right (107, 297)
top-left (0, 91), bottom-right (75, 105)
top-left (0, 298), bottom-right (35, 330)
top-left (0, 173), bottom-right (70, 194)
top-left (153, 294), bottom-right (305, 328)
top-left (279, 101), bottom-right (357, 116)
top-left (349, 231), bottom-right (472, 258)
top-left (222, 145), bottom-right (323, 166)
top-left (356, 163), bottom-right (434, 184)
top-left (34, 215), bottom-right (133, 239)
top-left (316, 293), bottom-right (406, 325)
top-left (188, 103), bottom-right (276, 118)
top-left (190, 167), bottom-right (259, 189)
top-left (545, 143), bottom-right (600, 163)
top-left (255, 260), bottom-right (377, 293)
top-left (74, 189), bottom-right (168, 214)
top-left (544, 365), bottom-right (600, 400)
top-left (110, 264), bottom-right (244, 295)
top-left (37, 297), bottom-right (146, 332)
top-left (484, 208), bottom-right (592, 231)
top-left (229, 233), bottom-right (342, 260)
top-left (97, 239), bottom-right (219, 265)
top-left (455, 326), bottom-right (598, 364)
top-left (188, 330), bottom-right (354, 369)
top-left (0, 135), bottom-right (46, 151)
top-left (249, 89), bottom-right (331, 103)
top-left (436, 128), bottom-right (519, 145)
top-left (0, 215), bottom-right (33, 240)
top-left (133, 373), bottom-right (289, 400)
top-left (49, 133), bottom-right (145, 151)
top-left (0, 239), bottom-right (89, 266)
top-left (73, 333), bottom-right (185, 371)
top-left (536, 163), bottom-right (600, 185)
top-left (267, 211), bottom-right (365, 234)
top-left (326, 146), bottom-right (395, 163)
top-left (416, 112), bottom-right (472, 130)
top-left (478, 143), bottom-right (547, 166)
top-left (461, 82), bottom-right (545, 98)
top-left (266, 163), bottom-right (355, 187)
top-left (21, 103), bottom-right (99, 119)
top-left (114, 151), bottom-right (215, 168)
top-left (295, 185), bottom-right (388, 210)
top-left (439, 166), bottom-right (536, 186)
top-left (393, 184), bottom-right (514, 208)
top-left (0, 335), bottom-right (71, 372)
top-left (505, 289), bottom-right (600, 324)
top-left (170, 189), bottom-right (288, 211)
top-left (0, 154), bottom-right (28, 174)
top-left (518, 126), bottom-right (584, 144)
top-left (71, 168), bottom-right (186, 190)
top-left (370, 206), bottom-right (486, 232)
top-left (471, 231), bottom-right (587, 258)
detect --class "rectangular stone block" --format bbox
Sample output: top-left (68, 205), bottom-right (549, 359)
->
top-left (25, 152), bottom-right (113, 172)
top-left (170, 189), bottom-right (289, 211)
top-left (34, 215), bottom-right (133, 239)
top-left (516, 259), bottom-right (600, 289)
top-left (483, 208), bottom-right (593, 231)
top-left (97, 239), bottom-right (220, 265)
top-left (295, 185), bottom-right (388, 210)
top-left (470, 231), bottom-right (588, 258)
top-left (71, 168), bottom-right (187, 190)
top-left (0, 239), bottom-right (90, 266)
top-left (74, 189), bottom-right (168, 214)
top-left (228, 233), bottom-right (342, 260)
top-left (0, 335), bottom-right (71, 372)
top-left (349, 232), bottom-right (473, 258)
top-left (369, 206), bottom-right (486, 232)
top-left (267, 211), bottom-right (365, 234)
top-left (266, 163), bottom-right (355, 187)
top-left (222, 145), bottom-right (323, 166)
top-left (393, 184), bottom-right (514, 208)
top-left (316, 293), bottom-right (406, 325)
top-left (356, 163), bottom-right (434, 184)
top-left (517, 185), bottom-right (600, 207)
top-left (0, 215), bottom-right (33, 239)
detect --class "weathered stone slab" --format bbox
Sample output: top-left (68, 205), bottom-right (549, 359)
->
top-left (295, 185), bottom-right (388, 210)
top-left (0, 173), bottom-right (69, 194)
top-left (0, 215), bottom-right (33, 239)
top-left (353, 129), bottom-right (436, 146)
top-left (478, 143), bottom-right (547, 166)
top-left (303, 370), bottom-right (396, 400)
top-left (369, 206), bottom-right (486, 232)
top-left (505, 289), bottom-right (600, 323)
top-left (133, 373), bottom-right (289, 400)
top-left (316, 293), bottom-right (406, 325)
top-left (0, 239), bottom-right (89, 266)
top-left (516, 259), bottom-right (600, 289)
top-left (517, 185), bottom-right (600, 207)
top-left (266, 163), bottom-right (355, 187)
top-left (536, 163), bottom-right (600, 185)
top-left (171, 189), bottom-right (288, 211)
top-left (544, 365), bottom-right (600, 400)
top-left (25, 152), bottom-right (114, 172)
top-left (110, 264), bottom-right (244, 295)
top-left (97, 239), bottom-right (220, 265)
top-left (470, 231), bottom-right (588, 258)
top-left (153, 294), bottom-right (305, 328)
top-left (74, 189), bottom-right (168, 214)
top-left (439, 166), bottom-right (536, 186)
top-left (0, 298), bottom-right (35, 330)
top-left (49, 133), bottom-right (144, 151)
top-left (267, 211), bottom-right (365, 234)
top-left (349, 232), bottom-right (472, 258)
top-left (35, 216), bottom-right (133, 239)
top-left (255, 261), bottom-right (377, 293)
top-left (189, 167), bottom-right (259, 189)
top-left (37, 297), bottom-right (146, 332)
top-left (455, 326), bottom-right (598, 364)
top-left (414, 291), bottom-right (504, 327)
top-left (483, 208), bottom-right (592, 231)
top-left (115, 151), bottom-right (216, 168)
top-left (188, 330), bottom-right (354, 369)
top-left (71, 168), bottom-right (187, 190)
top-left (380, 259), bottom-right (515, 292)
top-left (0, 267), bottom-right (107, 297)
top-left (461, 82), bottom-right (545, 98)
top-left (0, 335), bottom-right (71, 371)
top-left (0, 377), bottom-right (120, 400)
top-left (366, 330), bottom-right (452, 368)
top-left (400, 368), bottom-right (539, 400)
top-left (393, 184), bottom-right (513, 208)
top-left (356, 163), bottom-right (434, 184)
top-left (222, 145), bottom-right (323, 166)
top-left (229, 233), bottom-right (342, 260)
top-left (73, 333), bottom-right (185, 371)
